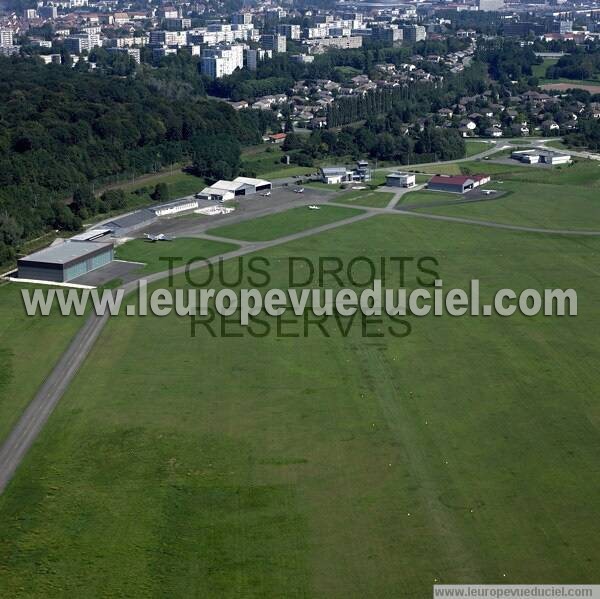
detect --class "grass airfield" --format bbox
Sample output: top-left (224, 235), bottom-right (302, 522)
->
top-left (403, 160), bottom-right (600, 230)
top-left (0, 209), bottom-right (599, 597)
top-left (207, 205), bottom-right (362, 242)
top-left (0, 284), bottom-right (86, 445)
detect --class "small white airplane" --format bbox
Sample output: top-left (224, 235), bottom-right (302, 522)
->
top-left (144, 233), bottom-right (173, 242)
top-left (308, 205), bottom-right (320, 210)
top-left (294, 188), bottom-right (305, 194)
top-left (261, 191), bottom-right (271, 197)
top-left (481, 189), bottom-right (497, 195)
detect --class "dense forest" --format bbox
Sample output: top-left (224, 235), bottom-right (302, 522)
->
top-left (0, 56), bottom-right (276, 264)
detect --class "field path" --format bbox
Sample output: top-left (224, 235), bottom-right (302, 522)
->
top-left (356, 345), bottom-right (484, 580)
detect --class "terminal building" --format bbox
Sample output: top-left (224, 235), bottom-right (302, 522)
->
top-left (17, 240), bottom-right (114, 283)
top-left (320, 162), bottom-right (372, 184)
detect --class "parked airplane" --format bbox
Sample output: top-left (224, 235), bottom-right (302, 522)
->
top-left (308, 205), bottom-right (320, 210)
top-left (261, 191), bottom-right (271, 197)
top-left (144, 233), bottom-right (173, 242)
top-left (294, 188), bottom-right (305, 194)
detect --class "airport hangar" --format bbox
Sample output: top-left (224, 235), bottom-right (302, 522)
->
top-left (197, 176), bottom-right (272, 202)
top-left (17, 240), bottom-right (114, 283)
top-left (15, 180), bottom-right (271, 282)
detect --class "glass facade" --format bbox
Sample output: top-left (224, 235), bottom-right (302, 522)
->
top-left (63, 248), bottom-right (113, 281)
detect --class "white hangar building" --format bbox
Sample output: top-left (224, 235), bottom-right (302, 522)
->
top-left (197, 176), bottom-right (272, 202)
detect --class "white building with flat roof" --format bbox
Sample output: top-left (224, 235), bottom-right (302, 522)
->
top-left (0, 29), bottom-right (14, 47)
top-left (386, 172), bottom-right (416, 188)
top-left (151, 198), bottom-right (199, 216)
top-left (201, 44), bottom-right (244, 78)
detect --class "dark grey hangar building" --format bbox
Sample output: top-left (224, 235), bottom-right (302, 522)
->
top-left (427, 174), bottom-right (490, 194)
top-left (17, 240), bottom-right (114, 283)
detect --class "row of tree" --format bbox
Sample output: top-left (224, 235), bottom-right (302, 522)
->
top-left (281, 119), bottom-right (466, 167)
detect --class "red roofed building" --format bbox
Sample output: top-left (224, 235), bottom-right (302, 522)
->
top-left (428, 174), bottom-right (490, 194)
top-left (269, 133), bottom-right (287, 144)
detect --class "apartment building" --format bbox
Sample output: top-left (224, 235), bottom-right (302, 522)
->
top-left (201, 44), bottom-right (244, 78)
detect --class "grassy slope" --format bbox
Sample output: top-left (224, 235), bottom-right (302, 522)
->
top-left (207, 206), bottom-right (363, 241)
top-left (0, 284), bottom-right (86, 444)
top-left (122, 172), bottom-right (207, 206)
top-left (0, 216), bottom-right (598, 597)
top-left (115, 238), bottom-right (238, 274)
top-left (242, 146), bottom-right (311, 180)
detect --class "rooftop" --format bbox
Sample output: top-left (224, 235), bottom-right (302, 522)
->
top-left (430, 175), bottom-right (478, 185)
top-left (19, 240), bottom-right (113, 265)
top-left (105, 209), bottom-right (155, 230)
top-left (321, 167), bottom-right (349, 175)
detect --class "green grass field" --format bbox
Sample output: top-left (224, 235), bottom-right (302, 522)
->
top-left (123, 172), bottom-right (206, 203)
top-left (207, 206), bottom-right (363, 241)
top-left (411, 158), bottom-right (600, 187)
top-left (413, 180), bottom-right (600, 230)
top-left (335, 189), bottom-right (394, 208)
top-left (0, 283), bottom-right (86, 445)
top-left (241, 146), bottom-right (313, 180)
top-left (400, 189), bottom-right (460, 207)
top-left (532, 58), bottom-right (559, 80)
top-left (410, 162), bottom-right (463, 175)
top-left (0, 214), bottom-right (598, 596)
top-left (465, 141), bottom-right (491, 157)
top-left (115, 238), bottom-right (238, 275)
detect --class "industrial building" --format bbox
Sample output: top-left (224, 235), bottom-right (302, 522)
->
top-left (104, 209), bottom-right (157, 237)
top-left (196, 177), bottom-right (271, 202)
top-left (151, 198), bottom-right (199, 217)
top-left (386, 172), bottom-right (416, 188)
top-left (511, 149), bottom-right (571, 165)
top-left (428, 174), bottom-right (490, 194)
top-left (17, 240), bottom-right (114, 283)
